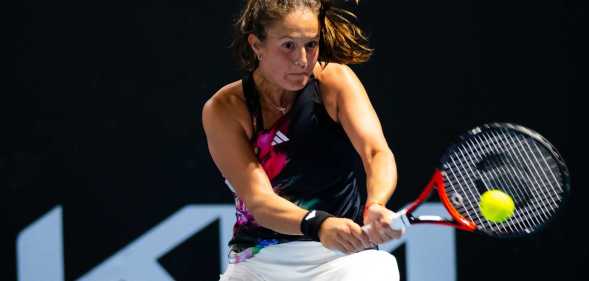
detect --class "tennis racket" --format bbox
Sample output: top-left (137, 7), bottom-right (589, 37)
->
top-left (363, 123), bottom-right (570, 238)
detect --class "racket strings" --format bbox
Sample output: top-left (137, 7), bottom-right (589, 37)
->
top-left (504, 132), bottom-right (563, 210)
top-left (451, 138), bottom-right (530, 234)
top-left (485, 132), bottom-right (561, 231)
top-left (447, 146), bottom-right (489, 228)
top-left (459, 134), bottom-right (559, 233)
top-left (448, 146), bottom-right (539, 234)
top-left (477, 133), bottom-right (552, 232)
top-left (442, 127), bottom-right (566, 236)
top-left (476, 133), bottom-right (549, 230)
top-left (461, 135), bottom-right (524, 234)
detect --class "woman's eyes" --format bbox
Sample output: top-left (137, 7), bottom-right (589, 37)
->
top-left (281, 41), bottom-right (319, 50)
top-left (305, 41), bottom-right (318, 49)
top-left (282, 42), bottom-right (295, 49)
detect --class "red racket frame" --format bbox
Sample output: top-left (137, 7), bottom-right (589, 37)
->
top-left (404, 169), bottom-right (477, 232)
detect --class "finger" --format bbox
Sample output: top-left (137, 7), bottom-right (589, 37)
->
top-left (343, 227), bottom-right (367, 252)
top-left (379, 217), bottom-right (394, 230)
top-left (364, 225), bottom-right (383, 245)
top-left (344, 229), bottom-right (367, 252)
top-left (349, 223), bottom-right (372, 249)
top-left (342, 236), bottom-right (363, 252)
top-left (372, 224), bottom-right (394, 244)
top-left (372, 232), bottom-right (388, 244)
top-left (379, 218), bottom-right (405, 238)
top-left (385, 224), bottom-right (405, 240)
top-left (359, 230), bottom-right (373, 249)
top-left (380, 229), bottom-right (399, 242)
top-left (377, 218), bottom-right (401, 239)
top-left (336, 233), bottom-right (356, 254)
top-left (362, 225), bottom-right (376, 248)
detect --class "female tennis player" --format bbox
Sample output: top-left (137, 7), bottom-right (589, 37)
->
top-left (203, 0), bottom-right (403, 280)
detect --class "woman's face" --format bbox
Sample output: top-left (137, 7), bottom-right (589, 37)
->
top-left (250, 7), bottom-right (320, 91)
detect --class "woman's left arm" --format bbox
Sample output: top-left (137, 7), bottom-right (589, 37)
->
top-left (319, 63), bottom-right (403, 244)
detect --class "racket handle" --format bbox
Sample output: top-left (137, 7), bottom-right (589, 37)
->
top-left (361, 211), bottom-right (409, 232)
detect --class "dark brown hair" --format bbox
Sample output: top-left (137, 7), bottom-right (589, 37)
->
top-left (232, 0), bottom-right (373, 72)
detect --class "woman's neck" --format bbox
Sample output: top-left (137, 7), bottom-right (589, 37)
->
top-left (252, 69), bottom-right (296, 108)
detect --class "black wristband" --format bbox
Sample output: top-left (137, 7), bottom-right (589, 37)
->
top-left (300, 210), bottom-right (334, 241)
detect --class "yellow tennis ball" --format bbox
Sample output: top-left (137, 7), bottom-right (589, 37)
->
top-left (479, 189), bottom-right (515, 223)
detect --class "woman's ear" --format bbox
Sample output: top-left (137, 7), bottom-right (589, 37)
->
top-left (248, 33), bottom-right (262, 59)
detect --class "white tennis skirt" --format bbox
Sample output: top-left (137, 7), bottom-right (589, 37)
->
top-left (219, 241), bottom-right (399, 281)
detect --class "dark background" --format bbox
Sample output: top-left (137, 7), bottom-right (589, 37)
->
top-left (8, 0), bottom-right (585, 280)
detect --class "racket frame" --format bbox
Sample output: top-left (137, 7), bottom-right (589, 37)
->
top-left (399, 169), bottom-right (477, 232)
top-left (371, 123), bottom-right (570, 237)
top-left (396, 123), bottom-right (570, 236)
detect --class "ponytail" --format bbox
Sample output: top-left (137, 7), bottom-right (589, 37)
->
top-left (319, 0), bottom-right (373, 65)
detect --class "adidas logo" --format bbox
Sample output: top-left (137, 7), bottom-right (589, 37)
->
top-left (271, 131), bottom-right (290, 146)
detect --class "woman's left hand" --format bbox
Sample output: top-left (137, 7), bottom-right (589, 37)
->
top-left (362, 203), bottom-right (405, 245)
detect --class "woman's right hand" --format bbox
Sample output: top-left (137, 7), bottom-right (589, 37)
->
top-left (318, 217), bottom-right (372, 254)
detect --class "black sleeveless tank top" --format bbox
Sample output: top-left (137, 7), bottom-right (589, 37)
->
top-left (227, 72), bottom-right (362, 263)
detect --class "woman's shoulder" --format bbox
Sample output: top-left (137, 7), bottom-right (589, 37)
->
top-left (312, 63), bottom-right (359, 122)
top-left (202, 79), bottom-right (252, 134)
top-left (313, 62), bottom-right (358, 90)
top-left (205, 79), bottom-right (244, 109)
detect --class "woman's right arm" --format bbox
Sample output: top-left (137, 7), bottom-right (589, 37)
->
top-left (202, 95), bottom-right (307, 235)
top-left (202, 90), bottom-right (370, 252)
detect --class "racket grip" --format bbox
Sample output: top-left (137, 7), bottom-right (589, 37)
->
top-left (362, 211), bottom-right (409, 232)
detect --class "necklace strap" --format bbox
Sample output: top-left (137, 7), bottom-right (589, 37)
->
top-left (261, 94), bottom-right (290, 115)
